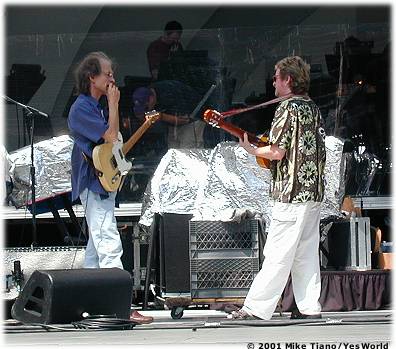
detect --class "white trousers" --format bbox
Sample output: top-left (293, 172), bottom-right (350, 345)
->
top-left (79, 188), bottom-right (124, 269)
top-left (243, 201), bottom-right (322, 320)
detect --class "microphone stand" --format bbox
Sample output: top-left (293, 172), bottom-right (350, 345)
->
top-left (3, 95), bottom-right (48, 247)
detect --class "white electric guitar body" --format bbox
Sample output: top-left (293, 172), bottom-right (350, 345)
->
top-left (92, 110), bottom-right (160, 192)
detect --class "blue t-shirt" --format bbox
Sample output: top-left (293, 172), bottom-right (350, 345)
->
top-left (68, 94), bottom-right (109, 202)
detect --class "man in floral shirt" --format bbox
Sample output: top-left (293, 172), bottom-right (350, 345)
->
top-left (233, 56), bottom-right (326, 320)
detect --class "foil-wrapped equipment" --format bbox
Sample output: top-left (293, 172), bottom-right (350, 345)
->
top-left (8, 135), bottom-right (73, 208)
top-left (139, 136), bottom-right (346, 230)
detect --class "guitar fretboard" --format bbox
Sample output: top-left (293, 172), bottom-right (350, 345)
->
top-left (122, 118), bottom-right (156, 154)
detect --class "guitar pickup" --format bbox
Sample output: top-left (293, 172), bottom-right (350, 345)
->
top-left (111, 156), bottom-right (117, 169)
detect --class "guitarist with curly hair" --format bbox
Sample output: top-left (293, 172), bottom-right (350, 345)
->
top-left (68, 52), bottom-right (122, 270)
top-left (68, 51), bottom-right (154, 325)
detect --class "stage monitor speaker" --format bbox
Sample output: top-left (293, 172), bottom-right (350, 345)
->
top-left (11, 268), bottom-right (133, 324)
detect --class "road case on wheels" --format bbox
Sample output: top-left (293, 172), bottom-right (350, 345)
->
top-left (144, 214), bottom-right (263, 319)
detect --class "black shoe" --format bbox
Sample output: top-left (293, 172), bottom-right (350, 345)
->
top-left (290, 308), bottom-right (322, 320)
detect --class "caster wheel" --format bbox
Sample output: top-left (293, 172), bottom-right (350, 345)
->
top-left (171, 306), bottom-right (184, 319)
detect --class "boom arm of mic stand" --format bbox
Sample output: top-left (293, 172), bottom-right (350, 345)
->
top-left (2, 95), bottom-right (49, 118)
top-left (26, 106), bottom-right (49, 118)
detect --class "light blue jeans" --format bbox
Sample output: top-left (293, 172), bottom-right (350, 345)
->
top-left (79, 188), bottom-right (124, 269)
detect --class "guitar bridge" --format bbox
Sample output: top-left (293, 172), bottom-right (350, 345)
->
top-left (111, 171), bottom-right (121, 184)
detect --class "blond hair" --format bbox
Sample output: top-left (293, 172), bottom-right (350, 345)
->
top-left (275, 56), bottom-right (310, 94)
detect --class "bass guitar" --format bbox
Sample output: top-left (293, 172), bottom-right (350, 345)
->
top-left (203, 109), bottom-right (271, 169)
top-left (93, 110), bottom-right (160, 192)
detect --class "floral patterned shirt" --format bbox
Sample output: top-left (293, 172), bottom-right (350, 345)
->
top-left (269, 96), bottom-right (326, 203)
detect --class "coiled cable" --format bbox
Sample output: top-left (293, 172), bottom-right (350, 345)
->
top-left (71, 314), bottom-right (137, 330)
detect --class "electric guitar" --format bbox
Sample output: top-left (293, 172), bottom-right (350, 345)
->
top-left (203, 109), bottom-right (271, 169)
top-left (92, 110), bottom-right (160, 192)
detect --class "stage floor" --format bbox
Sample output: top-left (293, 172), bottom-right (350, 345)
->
top-left (4, 309), bottom-right (392, 347)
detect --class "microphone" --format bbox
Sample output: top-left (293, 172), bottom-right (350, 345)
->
top-left (12, 260), bottom-right (24, 289)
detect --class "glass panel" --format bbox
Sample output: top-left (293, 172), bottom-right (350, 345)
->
top-left (5, 22), bottom-right (390, 203)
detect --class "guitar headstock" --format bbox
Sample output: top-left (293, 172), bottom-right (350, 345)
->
top-left (203, 109), bottom-right (223, 127)
top-left (144, 110), bottom-right (161, 124)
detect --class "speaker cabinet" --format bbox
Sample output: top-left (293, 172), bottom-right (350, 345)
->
top-left (160, 213), bottom-right (193, 294)
top-left (11, 268), bottom-right (133, 324)
top-left (324, 218), bottom-right (371, 270)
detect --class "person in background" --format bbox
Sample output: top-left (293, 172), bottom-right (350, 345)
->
top-left (68, 51), bottom-right (153, 325)
top-left (1, 144), bottom-right (12, 205)
top-left (232, 56), bottom-right (326, 320)
top-left (132, 80), bottom-right (206, 149)
top-left (147, 20), bottom-right (183, 81)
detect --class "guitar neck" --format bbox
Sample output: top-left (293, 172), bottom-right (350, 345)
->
top-left (122, 120), bottom-right (153, 155)
top-left (219, 121), bottom-right (267, 147)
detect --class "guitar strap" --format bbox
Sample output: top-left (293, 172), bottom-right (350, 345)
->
top-left (82, 151), bottom-right (127, 193)
top-left (82, 152), bottom-right (103, 178)
top-left (220, 93), bottom-right (306, 119)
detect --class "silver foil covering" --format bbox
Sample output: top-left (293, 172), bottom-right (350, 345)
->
top-left (322, 136), bottom-right (346, 218)
top-left (8, 135), bottom-right (73, 207)
top-left (139, 136), bottom-right (345, 230)
top-left (192, 142), bottom-right (272, 226)
top-left (139, 148), bottom-right (211, 227)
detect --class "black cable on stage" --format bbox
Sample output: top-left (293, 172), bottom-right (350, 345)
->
top-left (210, 317), bottom-right (392, 328)
top-left (5, 323), bottom-right (84, 332)
top-left (4, 315), bottom-right (139, 333)
top-left (71, 316), bottom-right (138, 330)
top-left (4, 315), bottom-right (391, 333)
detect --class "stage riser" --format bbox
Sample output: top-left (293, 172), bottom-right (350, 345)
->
top-left (281, 270), bottom-right (391, 311)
